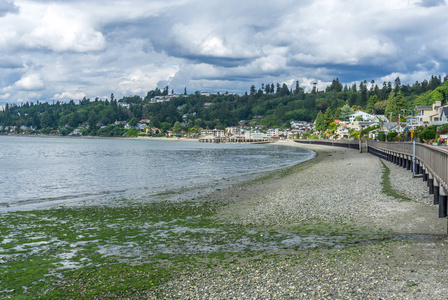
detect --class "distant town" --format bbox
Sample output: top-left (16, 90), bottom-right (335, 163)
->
top-left (1, 76), bottom-right (448, 146)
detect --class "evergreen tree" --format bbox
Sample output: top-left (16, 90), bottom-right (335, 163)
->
top-left (394, 77), bottom-right (401, 92)
top-left (333, 107), bottom-right (341, 120)
top-left (294, 80), bottom-right (301, 94)
top-left (366, 95), bottom-right (378, 114)
top-left (265, 83), bottom-right (271, 94)
top-left (385, 90), bottom-right (395, 119)
top-left (88, 110), bottom-right (98, 131)
top-left (323, 108), bottom-right (333, 129)
top-left (339, 104), bottom-right (354, 121)
top-left (173, 121), bottom-right (181, 133)
top-left (250, 85), bottom-right (256, 95)
top-left (315, 111), bottom-right (325, 131)
top-left (395, 91), bottom-right (406, 117)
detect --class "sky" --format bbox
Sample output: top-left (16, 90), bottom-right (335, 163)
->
top-left (0, 0), bottom-right (447, 105)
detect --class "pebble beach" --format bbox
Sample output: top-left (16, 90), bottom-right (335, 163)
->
top-left (147, 142), bottom-right (448, 299)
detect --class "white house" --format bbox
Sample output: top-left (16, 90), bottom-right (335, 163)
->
top-left (349, 111), bottom-right (378, 122)
top-left (118, 102), bottom-right (131, 109)
top-left (200, 129), bottom-right (225, 138)
top-left (266, 128), bottom-right (279, 137)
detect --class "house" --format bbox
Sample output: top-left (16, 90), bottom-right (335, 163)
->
top-left (406, 116), bottom-right (419, 129)
top-left (290, 120), bottom-right (309, 129)
top-left (415, 101), bottom-right (442, 126)
top-left (430, 105), bottom-right (448, 125)
top-left (150, 127), bottom-right (161, 134)
top-left (203, 102), bottom-right (213, 108)
top-left (348, 121), bottom-right (379, 131)
top-left (375, 115), bottom-right (389, 122)
top-left (381, 122), bottom-right (404, 133)
top-left (225, 126), bottom-right (242, 135)
top-left (441, 107), bottom-right (448, 123)
top-left (335, 123), bottom-right (350, 139)
top-left (249, 132), bottom-right (268, 139)
top-left (136, 123), bottom-right (147, 130)
top-left (118, 102), bottom-right (131, 109)
top-left (290, 128), bottom-right (304, 138)
top-left (349, 111), bottom-right (380, 123)
top-left (266, 128), bottom-right (279, 137)
top-left (150, 95), bottom-right (174, 103)
top-left (71, 129), bottom-right (82, 136)
top-left (238, 120), bottom-right (249, 127)
top-left (200, 129), bottom-right (225, 138)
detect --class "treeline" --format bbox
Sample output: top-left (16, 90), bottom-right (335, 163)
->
top-left (1, 75), bottom-right (448, 136)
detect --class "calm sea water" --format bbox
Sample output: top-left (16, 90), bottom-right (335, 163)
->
top-left (0, 136), bottom-right (314, 211)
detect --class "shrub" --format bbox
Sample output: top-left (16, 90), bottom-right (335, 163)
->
top-left (418, 125), bottom-right (437, 143)
top-left (437, 124), bottom-right (448, 135)
top-left (387, 132), bottom-right (398, 141)
top-left (377, 131), bottom-right (386, 141)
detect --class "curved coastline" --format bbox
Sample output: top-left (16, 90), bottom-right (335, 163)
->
top-left (3, 139), bottom-right (448, 298)
top-left (149, 142), bottom-right (448, 298)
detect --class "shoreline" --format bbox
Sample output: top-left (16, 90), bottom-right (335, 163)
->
top-left (3, 142), bottom-right (448, 298)
top-left (0, 137), bottom-right (312, 212)
top-left (148, 143), bottom-right (448, 298)
top-left (0, 133), bottom-right (200, 142)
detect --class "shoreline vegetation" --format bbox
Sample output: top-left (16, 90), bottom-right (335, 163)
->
top-left (1, 142), bottom-right (448, 298)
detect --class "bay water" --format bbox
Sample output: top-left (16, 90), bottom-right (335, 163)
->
top-left (0, 136), bottom-right (314, 211)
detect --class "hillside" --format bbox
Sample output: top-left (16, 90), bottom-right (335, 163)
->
top-left (1, 76), bottom-right (447, 136)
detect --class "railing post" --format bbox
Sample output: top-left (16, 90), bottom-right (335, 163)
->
top-left (412, 141), bottom-right (416, 178)
top-left (440, 187), bottom-right (447, 219)
top-left (434, 179), bottom-right (440, 205)
top-left (428, 175), bottom-right (434, 194)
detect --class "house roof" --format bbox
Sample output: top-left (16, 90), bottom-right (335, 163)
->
top-left (415, 105), bottom-right (432, 110)
top-left (441, 107), bottom-right (448, 117)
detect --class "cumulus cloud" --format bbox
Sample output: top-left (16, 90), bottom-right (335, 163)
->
top-left (20, 4), bottom-right (105, 52)
top-left (14, 73), bottom-right (45, 91)
top-left (53, 91), bottom-right (86, 101)
top-left (0, 0), bottom-right (447, 104)
top-left (117, 65), bottom-right (180, 95)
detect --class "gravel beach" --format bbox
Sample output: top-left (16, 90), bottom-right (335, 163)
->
top-left (147, 142), bottom-right (448, 299)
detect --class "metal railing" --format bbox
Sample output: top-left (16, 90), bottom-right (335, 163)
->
top-left (295, 139), bottom-right (448, 224)
top-left (294, 139), bottom-right (362, 150)
top-left (368, 140), bottom-right (448, 191)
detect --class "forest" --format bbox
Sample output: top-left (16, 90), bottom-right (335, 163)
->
top-left (1, 75), bottom-right (448, 137)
